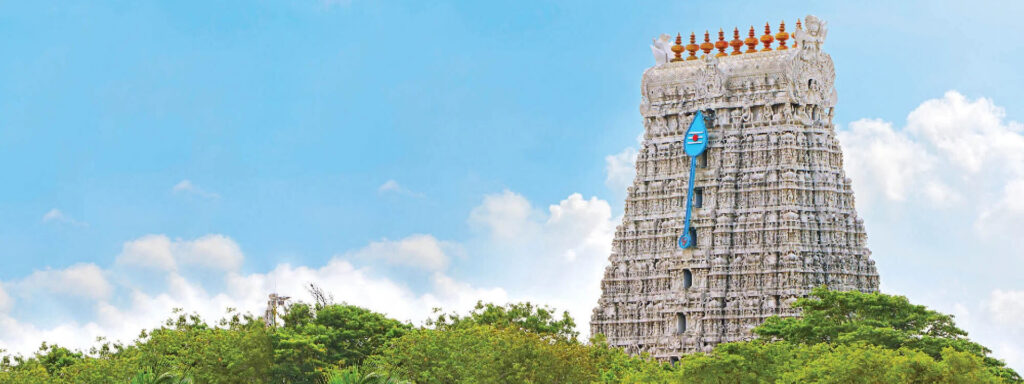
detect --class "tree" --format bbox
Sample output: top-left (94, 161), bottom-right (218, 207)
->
top-left (308, 283), bottom-right (335, 310)
top-left (367, 325), bottom-right (600, 383)
top-left (133, 309), bottom-right (273, 384)
top-left (610, 342), bottom-right (1007, 384)
top-left (0, 290), bottom-right (1018, 383)
top-left (754, 287), bottom-right (1021, 382)
top-left (270, 323), bottom-right (329, 383)
top-left (587, 334), bottom-right (668, 383)
top-left (323, 367), bottom-right (410, 384)
top-left (271, 302), bottom-right (412, 383)
top-left (36, 343), bottom-right (84, 376)
top-left (314, 304), bottom-right (412, 367)
top-left (428, 301), bottom-right (578, 341)
top-left (129, 371), bottom-right (194, 384)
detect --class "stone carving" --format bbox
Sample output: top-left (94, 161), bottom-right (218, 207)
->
top-left (651, 34), bottom-right (675, 65)
top-left (795, 15), bottom-right (828, 51)
top-left (591, 15), bottom-right (879, 361)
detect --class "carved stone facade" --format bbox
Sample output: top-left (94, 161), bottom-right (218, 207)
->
top-left (591, 16), bottom-right (879, 360)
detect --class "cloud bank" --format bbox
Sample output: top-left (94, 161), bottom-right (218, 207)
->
top-left (0, 190), bottom-right (614, 359)
top-left (838, 91), bottom-right (1024, 371)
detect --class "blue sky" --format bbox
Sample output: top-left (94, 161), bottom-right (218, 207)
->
top-left (2, 0), bottom-right (1024, 371)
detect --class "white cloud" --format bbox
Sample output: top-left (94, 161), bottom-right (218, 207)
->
top-left (179, 235), bottom-right (245, 271)
top-left (377, 179), bottom-right (424, 197)
top-left (838, 118), bottom-right (934, 202)
top-left (117, 234), bottom-right (176, 271)
top-left (468, 190), bottom-right (538, 240)
top-left (378, 180), bottom-right (401, 192)
top-left (18, 264), bottom-right (112, 301)
top-left (425, 272), bottom-right (508, 313)
top-left (0, 285), bottom-right (11, 313)
top-left (951, 302), bottom-right (972, 331)
top-left (986, 290), bottom-right (1024, 331)
top-left (994, 343), bottom-right (1024, 378)
top-left (172, 180), bottom-right (220, 199)
top-left (976, 177), bottom-right (1024, 252)
top-left (905, 91), bottom-right (1024, 175)
top-left (0, 257), bottom-right (506, 356)
top-left (979, 290), bottom-right (1024, 370)
top-left (466, 191), bottom-right (615, 336)
top-left (605, 147), bottom-right (637, 193)
top-left (998, 179), bottom-right (1024, 213)
top-left (42, 209), bottom-right (65, 222)
top-left (838, 91), bottom-right (1024, 232)
top-left (348, 234), bottom-right (453, 271)
top-left (0, 261), bottom-right (502, 358)
top-left (604, 133), bottom-right (645, 195)
top-left (41, 208), bottom-right (87, 227)
top-left (545, 193), bottom-right (615, 262)
top-left (116, 234), bottom-right (243, 272)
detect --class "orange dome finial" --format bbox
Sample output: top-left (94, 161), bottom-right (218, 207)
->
top-left (700, 30), bottom-right (714, 56)
top-left (715, 29), bottom-right (729, 57)
top-left (744, 26), bottom-right (758, 53)
top-left (670, 33), bottom-right (685, 62)
top-left (794, 19), bottom-right (801, 48)
top-left (686, 32), bottom-right (699, 60)
top-left (775, 20), bottom-right (789, 50)
top-left (730, 27), bottom-right (744, 55)
top-left (760, 22), bottom-right (774, 51)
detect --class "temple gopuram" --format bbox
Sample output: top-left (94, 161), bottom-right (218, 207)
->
top-left (590, 15), bottom-right (880, 361)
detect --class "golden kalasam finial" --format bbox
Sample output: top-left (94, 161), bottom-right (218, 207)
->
top-left (686, 32), bottom-right (699, 60)
top-left (794, 18), bottom-right (801, 48)
top-left (745, 26), bottom-right (759, 53)
top-left (760, 22), bottom-right (775, 51)
top-left (775, 21), bottom-right (789, 50)
top-left (730, 27), bottom-right (744, 55)
top-left (715, 29), bottom-right (729, 57)
top-left (671, 33), bottom-right (685, 62)
top-left (700, 30), bottom-right (714, 56)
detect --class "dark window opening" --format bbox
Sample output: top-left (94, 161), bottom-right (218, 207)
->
top-left (697, 152), bottom-right (708, 168)
top-left (670, 356), bottom-right (680, 366)
top-left (682, 269), bottom-right (693, 289)
top-left (689, 228), bottom-right (698, 247)
top-left (694, 188), bottom-right (704, 208)
top-left (676, 313), bottom-right (687, 334)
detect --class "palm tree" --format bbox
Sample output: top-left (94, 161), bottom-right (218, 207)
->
top-left (322, 369), bottom-right (409, 384)
top-left (129, 371), bottom-right (193, 384)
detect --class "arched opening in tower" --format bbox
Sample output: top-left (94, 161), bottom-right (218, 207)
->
top-left (676, 313), bottom-right (687, 334)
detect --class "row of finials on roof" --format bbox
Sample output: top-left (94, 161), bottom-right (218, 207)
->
top-left (652, 20), bottom-right (807, 64)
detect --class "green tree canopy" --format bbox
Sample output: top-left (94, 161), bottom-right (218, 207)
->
top-left (36, 343), bottom-right (85, 376)
top-left (621, 341), bottom-right (1008, 384)
top-left (271, 302), bottom-right (413, 383)
top-left (427, 301), bottom-right (578, 341)
top-left (754, 287), bottom-right (1021, 382)
top-left (367, 324), bottom-right (599, 383)
top-left (1, 290), bottom-right (1019, 384)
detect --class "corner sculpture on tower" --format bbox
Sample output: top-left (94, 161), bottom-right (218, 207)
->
top-left (593, 15), bottom-right (879, 360)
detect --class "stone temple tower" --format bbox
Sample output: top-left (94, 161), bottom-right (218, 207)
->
top-left (590, 16), bottom-right (879, 360)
